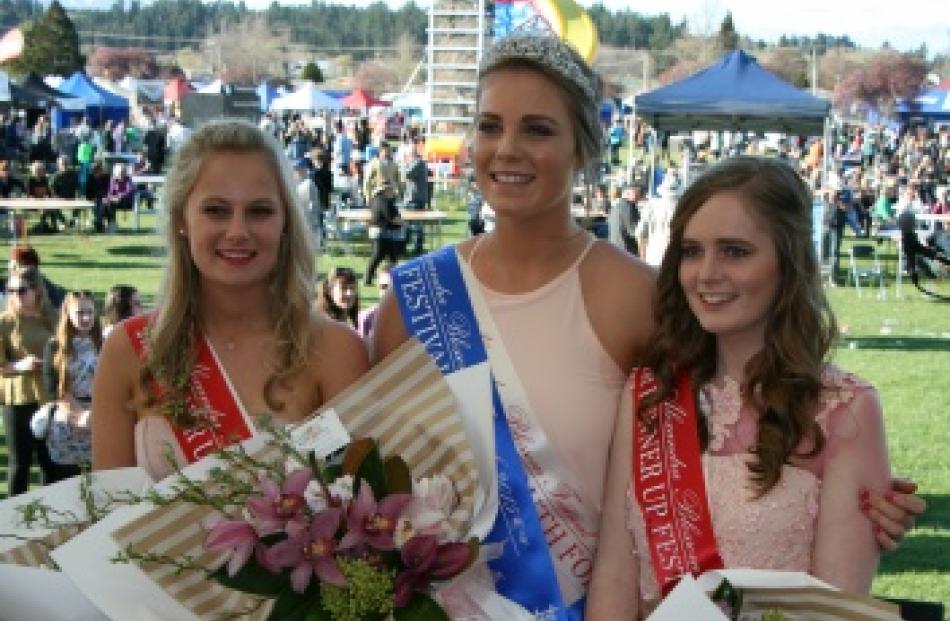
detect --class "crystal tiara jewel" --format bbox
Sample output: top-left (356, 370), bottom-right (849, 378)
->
top-left (479, 33), bottom-right (598, 102)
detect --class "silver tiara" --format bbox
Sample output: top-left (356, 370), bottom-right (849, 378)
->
top-left (479, 33), bottom-right (597, 102)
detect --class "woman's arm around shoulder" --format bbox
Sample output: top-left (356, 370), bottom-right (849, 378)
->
top-left (580, 241), bottom-right (657, 373)
top-left (314, 315), bottom-right (370, 403)
top-left (587, 379), bottom-right (640, 619)
top-left (91, 323), bottom-right (141, 471)
top-left (811, 384), bottom-right (890, 592)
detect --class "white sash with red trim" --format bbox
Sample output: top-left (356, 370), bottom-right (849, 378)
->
top-left (124, 315), bottom-right (256, 464)
top-left (631, 367), bottom-right (724, 595)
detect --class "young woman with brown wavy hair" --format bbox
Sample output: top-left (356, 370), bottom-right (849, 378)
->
top-left (91, 120), bottom-right (368, 481)
top-left (588, 157), bottom-right (904, 618)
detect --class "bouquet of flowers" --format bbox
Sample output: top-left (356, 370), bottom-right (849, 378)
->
top-left (160, 427), bottom-right (477, 621)
top-left (646, 569), bottom-right (903, 621)
top-left (32, 338), bottom-right (493, 621)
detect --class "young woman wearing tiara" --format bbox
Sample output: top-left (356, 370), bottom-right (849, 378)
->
top-left (372, 36), bottom-right (920, 619)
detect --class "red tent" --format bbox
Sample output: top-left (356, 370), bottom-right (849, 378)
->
top-left (340, 88), bottom-right (389, 110)
top-left (163, 77), bottom-right (192, 104)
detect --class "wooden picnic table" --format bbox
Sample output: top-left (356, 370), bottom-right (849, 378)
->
top-left (334, 208), bottom-right (448, 248)
top-left (0, 198), bottom-right (95, 240)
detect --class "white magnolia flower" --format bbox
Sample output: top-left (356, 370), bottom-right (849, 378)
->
top-left (413, 474), bottom-right (457, 517)
top-left (328, 474), bottom-right (355, 502)
top-left (392, 475), bottom-right (459, 548)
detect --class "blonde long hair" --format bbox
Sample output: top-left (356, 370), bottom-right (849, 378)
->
top-left (53, 291), bottom-right (102, 399)
top-left (143, 119), bottom-right (316, 422)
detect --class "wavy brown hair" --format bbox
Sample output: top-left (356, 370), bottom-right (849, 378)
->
top-left (642, 156), bottom-right (838, 496)
top-left (53, 291), bottom-right (102, 399)
top-left (141, 119), bottom-right (317, 424)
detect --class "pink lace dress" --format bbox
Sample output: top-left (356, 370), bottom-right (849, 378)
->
top-left (625, 366), bottom-right (875, 604)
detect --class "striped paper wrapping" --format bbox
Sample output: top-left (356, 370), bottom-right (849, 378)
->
top-left (740, 586), bottom-right (902, 621)
top-left (318, 336), bottom-right (479, 538)
top-left (0, 525), bottom-right (82, 568)
top-left (110, 337), bottom-right (480, 620)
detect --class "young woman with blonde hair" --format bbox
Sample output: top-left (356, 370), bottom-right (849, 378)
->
top-left (1, 266), bottom-right (57, 495)
top-left (92, 119), bottom-right (368, 481)
top-left (41, 290), bottom-right (102, 479)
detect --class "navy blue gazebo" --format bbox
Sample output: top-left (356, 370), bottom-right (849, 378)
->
top-left (635, 50), bottom-right (830, 135)
top-left (52, 71), bottom-right (130, 128)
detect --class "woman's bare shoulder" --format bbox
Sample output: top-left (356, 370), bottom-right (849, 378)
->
top-left (311, 313), bottom-right (368, 364)
top-left (310, 313), bottom-right (369, 401)
top-left (581, 241), bottom-right (658, 372)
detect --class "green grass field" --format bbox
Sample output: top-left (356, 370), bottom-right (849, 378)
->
top-left (0, 205), bottom-right (946, 611)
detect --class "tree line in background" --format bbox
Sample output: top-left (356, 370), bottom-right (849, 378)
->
top-left (0, 0), bottom-right (945, 115)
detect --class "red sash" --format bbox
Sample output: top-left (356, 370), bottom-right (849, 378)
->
top-left (631, 367), bottom-right (724, 595)
top-left (123, 314), bottom-right (254, 463)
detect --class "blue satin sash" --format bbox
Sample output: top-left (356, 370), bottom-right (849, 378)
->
top-left (392, 246), bottom-right (583, 620)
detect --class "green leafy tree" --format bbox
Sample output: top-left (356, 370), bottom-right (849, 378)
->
top-left (5, 0), bottom-right (82, 76)
top-left (717, 11), bottom-right (739, 53)
top-left (300, 61), bottom-right (323, 83)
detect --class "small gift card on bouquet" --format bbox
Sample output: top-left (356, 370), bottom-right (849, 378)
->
top-left (647, 569), bottom-right (902, 621)
top-left (52, 338), bottom-right (486, 621)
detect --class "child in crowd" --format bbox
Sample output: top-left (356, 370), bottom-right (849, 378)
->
top-left (316, 266), bottom-right (360, 330)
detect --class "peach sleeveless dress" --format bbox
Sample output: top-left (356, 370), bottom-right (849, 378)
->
top-left (468, 238), bottom-right (627, 512)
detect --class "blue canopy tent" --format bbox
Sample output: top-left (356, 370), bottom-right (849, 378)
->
top-left (634, 50), bottom-right (831, 196)
top-left (52, 71), bottom-right (130, 128)
top-left (635, 50), bottom-right (830, 134)
top-left (896, 87), bottom-right (950, 123)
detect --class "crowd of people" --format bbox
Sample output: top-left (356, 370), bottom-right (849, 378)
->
top-left (0, 32), bottom-right (938, 620)
top-left (0, 243), bottom-right (139, 495)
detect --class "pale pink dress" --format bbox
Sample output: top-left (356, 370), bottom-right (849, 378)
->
top-left (469, 238), bottom-right (627, 511)
top-left (625, 367), bottom-right (876, 603)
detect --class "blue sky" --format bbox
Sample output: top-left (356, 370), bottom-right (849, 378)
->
top-left (235, 0), bottom-right (948, 55)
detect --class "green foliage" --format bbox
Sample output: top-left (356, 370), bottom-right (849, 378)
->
top-left (268, 584), bottom-right (322, 621)
top-left (5, 0), bottom-right (83, 76)
top-left (211, 556), bottom-right (287, 596)
top-left (342, 438), bottom-right (387, 500)
top-left (301, 61), bottom-right (323, 84)
top-left (319, 558), bottom-right (395, 621)
top-left (392, 593), bottom-right (450, 621)
top-left (717, 11), bottom-right (739, 53)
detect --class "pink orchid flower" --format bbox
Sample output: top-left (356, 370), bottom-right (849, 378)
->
top-left (393, 534), bottom-right (471, 608)
top-left (268, 507), bottom-right (345, 593)
top-left (340, 480), bottom-right (412, 552)
top-left (247, 468), bottom-right (312, 535)
top-left (204, 519), bottom-right (258, 577)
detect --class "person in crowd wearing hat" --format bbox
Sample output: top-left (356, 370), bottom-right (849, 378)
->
top-left (364, 179), bottom-right (403, 286)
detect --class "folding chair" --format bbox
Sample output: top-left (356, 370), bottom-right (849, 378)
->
top-left (849, 243), bottom-right (885, 299)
